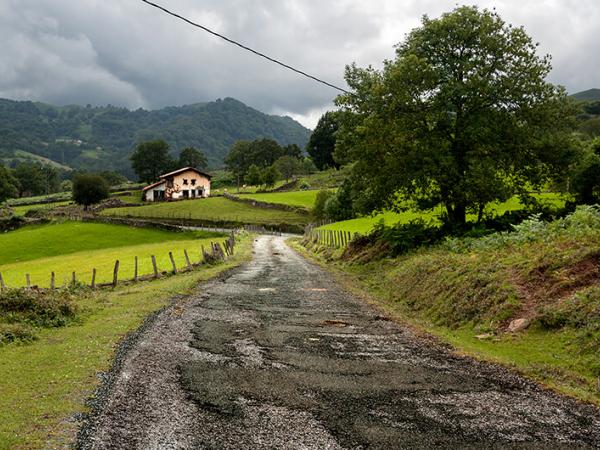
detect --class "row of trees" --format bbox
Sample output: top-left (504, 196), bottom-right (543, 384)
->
top-left (0, 162), bottom-right (63, 202)
top-left (129, 140), bottom-right (208, 183)
top-left (224, 139), bottom-right (316, 187)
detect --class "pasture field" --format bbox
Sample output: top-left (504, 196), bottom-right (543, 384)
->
top-left (101, 197), bottom-right (309, 226)
top-left (238, 190), bottom-right (323, 210)
top-left (10, 201), bottom-right (72, 217)
top-left (0, 236), bottom-right (253, 449)
top-left (320, 193), bottom-right (567, 234)
top-left (0, 222), bottom-right (225, 289)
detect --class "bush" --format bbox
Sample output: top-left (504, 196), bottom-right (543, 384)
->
top-left (299, 181), bottom-right (311, 190)
top-left (313, 190), bottom-right (335, 220)
top-left (0, 288), bottom-right (79, 328)
top-left (373, 219), bottom-right (445, 256)
top-left (0, 323), bottom-right (37, 345)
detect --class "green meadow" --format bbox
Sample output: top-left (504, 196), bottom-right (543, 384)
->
top-left (238, 190), bottom-right (321, 210)
top-left (0, 222), bottom-right (225, 289)
top-left (101, 197), bottom-right (309, 226)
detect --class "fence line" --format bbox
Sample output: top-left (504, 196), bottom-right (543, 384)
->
top-left (0, 232), bottom-right (238, 292)
top-left (302, 224), bottom-right (357, 249)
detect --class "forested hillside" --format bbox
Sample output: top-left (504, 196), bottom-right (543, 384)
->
top-left (0, 97), bottom-right (310, 177)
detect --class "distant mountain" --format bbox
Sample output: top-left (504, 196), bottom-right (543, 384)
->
top-left (570, 89), bottom-right (600, 102)
top-left (0, 97), bottom-right (311, 177)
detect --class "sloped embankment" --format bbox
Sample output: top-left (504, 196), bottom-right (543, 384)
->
top-left (300, 206), bottom-right (600, 404)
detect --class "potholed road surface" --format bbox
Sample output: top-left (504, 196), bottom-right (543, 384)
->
top-left (80, 236), bottom-right (600, 449)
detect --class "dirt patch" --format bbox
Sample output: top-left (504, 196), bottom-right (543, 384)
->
top-left (509, 252), bottom-right (600, 327)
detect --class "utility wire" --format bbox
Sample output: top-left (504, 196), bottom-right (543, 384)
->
top-left (139, 0), bottom-right (350, 94)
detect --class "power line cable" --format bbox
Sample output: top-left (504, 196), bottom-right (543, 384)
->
top-left (139, 0), bottom-right (350, 94)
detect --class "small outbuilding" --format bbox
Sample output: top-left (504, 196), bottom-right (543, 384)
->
top-left (142, 167), bottom-right (211, 202)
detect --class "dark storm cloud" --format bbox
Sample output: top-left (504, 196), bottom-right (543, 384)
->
top-left (0, 0), bottom-right (598, 127)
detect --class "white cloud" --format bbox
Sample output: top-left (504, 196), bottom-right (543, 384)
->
top-left (0, 0), bottom-right (598, 128)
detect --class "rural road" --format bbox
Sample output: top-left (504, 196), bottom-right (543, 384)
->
top-left (79, 235), bottom-right (600, 449)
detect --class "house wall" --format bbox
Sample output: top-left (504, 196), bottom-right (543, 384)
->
top-left (143, 183), bottom-right (165, 202)
top-left (169, 170), bottom-right (211, 199)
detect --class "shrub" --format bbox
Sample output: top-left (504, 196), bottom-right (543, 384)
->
top-left (0, 288), bottom-right (79, 328)
top-left (299, 181), bottom-right (311, 190)
top-left (0, 323), bottom-right (37, 345)
top-left (373, 219), bottom-right (445, 256)
top-left (313, 190), bottom-right (335, 220)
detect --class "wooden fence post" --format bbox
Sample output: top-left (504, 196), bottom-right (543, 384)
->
top-left (151, 255), bottom-right (159, 278)
top-left (26, 274), bottom-right (31, 288)
top-left (72, 271), bottom-right (77, 285)
top-left (169, 252), bottom-right (177, 274)
top-left (184, 250), bottom-right (192, 270)
top-left (51, 272), bottom-right (55, 289)
top-left (134, 256), bottom-right (139, 281)
top-left (91, 268), bottom-right (97, 289)
top-left (0, 272), bottom-right (4, 291)
top-left (112, 260), bottom-right (120, 287)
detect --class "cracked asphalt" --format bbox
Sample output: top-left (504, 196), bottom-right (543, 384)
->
top-left (80, 235), bottom-right (600, 449)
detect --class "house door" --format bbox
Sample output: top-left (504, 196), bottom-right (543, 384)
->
top-left (183, 190), bottom-right (189, 199)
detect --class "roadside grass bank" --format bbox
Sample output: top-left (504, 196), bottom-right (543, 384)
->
top-left (0, 235), bottom-right (253, 449)
top-left (319, 192), bottom-right (567, 234)
top-left (100, 197), bottom-right (309, 229)
top-left (291, 206), bottom-right (600, 406)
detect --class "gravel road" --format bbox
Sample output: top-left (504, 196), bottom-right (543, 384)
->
top-left (79, 235), bottom-right (600, 449)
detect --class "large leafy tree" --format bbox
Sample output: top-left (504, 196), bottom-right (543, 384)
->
top-left (336, 6), bottom-right (578, 226)
top-left (179, 147), bottom-right (208, 170)
top-left (306, 112), bottom-right (340, 170)
top-left (130, 140), bottom-right (175, 183)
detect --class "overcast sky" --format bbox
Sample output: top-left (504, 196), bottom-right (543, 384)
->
top-left (1, 0), bottom-right (598, 128)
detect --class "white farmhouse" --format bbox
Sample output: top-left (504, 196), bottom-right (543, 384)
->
top-left (142, 167), bottom-right (211, 202)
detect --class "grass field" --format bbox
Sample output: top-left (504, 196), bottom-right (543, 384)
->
top-left (0, 222), bottom-right (225, 288)
top-left (238, 190), bottom-right (323, 210)
top-left (10, 201), bottom-right (72, 217)
top-left (320, 193), bottom-right (567, 234)
top-left (0, 236), bottom-right (253, 449)
top-left (101, 197), bottom-right (309, 226)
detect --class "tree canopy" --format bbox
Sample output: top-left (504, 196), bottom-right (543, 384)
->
top-left (0, 165), bottom-right (19, 202)
top-left (306, 112), bottom-right (340, 170)
top-left (72, 174), bottom-right (109, 209)
top-left (130, 140), bottom-right (175, 183)
top-left (179, 147), bottom-right (208, 170)
top-left (336, 6), bottom-right (578, 226)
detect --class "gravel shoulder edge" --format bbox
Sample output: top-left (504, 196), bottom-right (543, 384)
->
top-left (74, 264), bottom-right (247, 450)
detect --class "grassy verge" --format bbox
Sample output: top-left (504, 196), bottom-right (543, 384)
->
top-left (291, 208), bottom-right (600, 406)
top-left (0, 235), bottom-right (253, 449)
top-left (101, 197), bottom-right (309, 227)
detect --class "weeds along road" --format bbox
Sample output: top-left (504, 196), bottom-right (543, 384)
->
top-left (80, 236), bottom-right (600, 449)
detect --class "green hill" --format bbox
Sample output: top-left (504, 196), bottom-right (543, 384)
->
top-left (0, 98), bottom-right (311, 177)
top-left (571, 88), bottom-right (600, 102)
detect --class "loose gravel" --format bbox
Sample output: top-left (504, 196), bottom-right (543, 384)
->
top-left (79, 236), bottom-right (600, 449)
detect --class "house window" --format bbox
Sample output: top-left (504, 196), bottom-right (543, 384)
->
top-left (183, 179), bottom-right (188, 185)
top-left (191, 179), bottom-right (196, 186)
